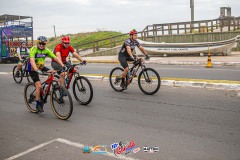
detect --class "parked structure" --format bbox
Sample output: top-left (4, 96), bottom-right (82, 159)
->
top-left (0, 14), bottom-right (33, 63)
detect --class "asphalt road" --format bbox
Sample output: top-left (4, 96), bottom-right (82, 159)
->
top-left (1, 63), bottom-right (240, 81)
top-left (0, 72), bottom-right (240, 160)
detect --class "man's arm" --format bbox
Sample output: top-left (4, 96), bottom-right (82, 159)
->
top-left (53, 57), bottom-right (64, 67)
top-left (72, 52), bottom-right (83, 62)
top-left (139, 46), bottom-right (147, 56)
top-left (30, 58), bottom-right (38, 71)
top-left (46, 48), bottom-right (64, 68)
top-left (16, 48), bottom-right (22, 61)
top-left (27, 48), bottom-right (30, 54)
top-left (55, 52), bottom-right (63, 63)
top-left (126, 46), bottom-right (135, 59)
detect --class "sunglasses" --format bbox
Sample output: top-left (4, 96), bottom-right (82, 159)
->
top-left (38, 43), bottom-right (46, 46)
top-left (63, 42), bottom-right (70, 45)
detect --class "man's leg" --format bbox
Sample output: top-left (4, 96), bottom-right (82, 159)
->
top-left (35, 81), bottom-right (44, 112)
top-left (17, 63), bottom-right (22, 71)
top-left (51, 62), bottom-right (65, 87)
top-left (118, 56), bottom-right (129, 89)
top-left (35, 81), bottom-right (42, 102)
top-left (15, 60), bottom-right (22, 77)
top-left (29, 70), bottom-right (44, 112)
top-left (60, 72), bottom-right (66, 87)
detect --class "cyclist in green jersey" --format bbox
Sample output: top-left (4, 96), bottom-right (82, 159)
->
top-left (28, 36), bottom-right (65, 112)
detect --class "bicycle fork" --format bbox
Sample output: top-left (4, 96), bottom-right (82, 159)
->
top-left (75, 76), bottom-right (86, 93)
top-left (141, 66), bottom-right (151, 83)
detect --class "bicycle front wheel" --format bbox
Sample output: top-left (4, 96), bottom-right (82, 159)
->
top-left (109, 67), bottom-right (124, 92)
top-left (26, 70), bottom-right (32, 83)
top-left (50, 85), bottom-right (73, 120)
top-left (138, 68), bottom-right (161, 95)
top-left (73, 76), bottom-right (93, 105)
top-left (24, 82), bottom-right (38, 113)
top-left (13, 66), bottom-right (23, 83)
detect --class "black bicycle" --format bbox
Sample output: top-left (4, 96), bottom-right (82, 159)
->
top-left (13, 57), bottom-right (32, 83)
top-left (110, 58), bottom-right (161, 95)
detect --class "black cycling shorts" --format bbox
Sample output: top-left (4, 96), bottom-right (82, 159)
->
top-left (29, 67), bottom-right (50, 83)
top-left (118, 54), bottom-right (134, 69)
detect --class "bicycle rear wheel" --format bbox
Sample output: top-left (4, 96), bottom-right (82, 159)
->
top-left (73, 76), bottom-right (93, 105)
top-left (13, 66), bottom-right (23, 83)
top-left (24, 82), bottom-right (38, 113)
top-left (50, 85), bottom-right (73, 120)
top-left (138, 68), bottom-right (161, 95)
top-left (109, 67), bottom-right (124, 92)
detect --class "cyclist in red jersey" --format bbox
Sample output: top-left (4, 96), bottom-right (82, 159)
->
top-left (51, 36), bottom-right (86, 87)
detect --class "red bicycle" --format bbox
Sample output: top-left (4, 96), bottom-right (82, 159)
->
top-left (24, 70), bottom-right (73, 120)
top-left (55, 62), bottom-right (93, 105)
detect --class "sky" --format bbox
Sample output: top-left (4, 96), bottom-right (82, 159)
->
top-left (0, 0), bottom-right (239, 39)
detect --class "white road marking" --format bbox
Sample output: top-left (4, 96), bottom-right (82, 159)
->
top-left (0, 72), bottom-right (11, 75)
top-left (4, 138), bottom-right (140, 160)
top-left (4, 139), bottom-right (57, 160)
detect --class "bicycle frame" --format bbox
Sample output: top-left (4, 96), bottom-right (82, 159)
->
top-left (22, 60), bottom-right (29, 77)
top-left (30, 72), bottom-right (58, 104)
top-left (127, 58), bottom-right (147, 84)
top-left (65, 64), bottom-right (83, 90)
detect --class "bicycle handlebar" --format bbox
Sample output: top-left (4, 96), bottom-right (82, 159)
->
top-left (37, 69), bottom-right (64, 76)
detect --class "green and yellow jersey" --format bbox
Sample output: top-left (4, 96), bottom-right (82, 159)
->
top-left (29, 46), bottom-right (56, 70)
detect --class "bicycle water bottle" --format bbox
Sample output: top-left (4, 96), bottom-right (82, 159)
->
top-left (22, 65), bottom-right (25, 71)
top-left (65, 77), bottom-right (69, 85)
top-left (127, 70), bottom-right (131, 78)
top-left (44, 84), bottom-right (48, 94)
top-left (131, 68), bottom-right (136, 75)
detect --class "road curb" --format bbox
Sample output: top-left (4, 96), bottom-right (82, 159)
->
top-left (1, 71), bottom-right (239, 91)
top-left (174, 81), bottom-right (207, 88)
top-left (84, 75), bottom-right (240, 91)
top-left (71, 60), bottom-right (240, 66)
top-left (84, 76), bottom-right (104, 81)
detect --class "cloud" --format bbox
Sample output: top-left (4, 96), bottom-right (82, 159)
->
top-left (0, 0), bottom-right (239, 38)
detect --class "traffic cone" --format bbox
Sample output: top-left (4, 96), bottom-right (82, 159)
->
top-left (205, 46), bottom-right (213, 68)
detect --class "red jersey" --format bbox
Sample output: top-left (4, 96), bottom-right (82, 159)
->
top-left (52, 43), bottom-right (75, 63)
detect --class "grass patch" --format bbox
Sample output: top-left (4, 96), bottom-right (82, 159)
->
top-left (35, 31), bottom-right (128, 51)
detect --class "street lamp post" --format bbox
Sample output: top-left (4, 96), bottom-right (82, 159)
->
top-left (190, 0), bottom-right (194, 33)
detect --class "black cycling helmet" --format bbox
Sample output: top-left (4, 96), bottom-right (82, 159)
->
top-left (37, 36), bottom-right (47, 44)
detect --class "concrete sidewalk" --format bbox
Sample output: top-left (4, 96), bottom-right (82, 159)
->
top-left (70, 51), bottom-right (240, 66)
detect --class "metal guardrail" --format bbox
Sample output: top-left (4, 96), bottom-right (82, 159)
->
top-left (141, 17), bottom-right (240, 38)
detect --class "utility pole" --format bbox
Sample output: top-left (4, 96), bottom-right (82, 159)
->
top-left (53, 25), bottom-right (56, 38)
top-left (190, 0), bottom-right (194, 33)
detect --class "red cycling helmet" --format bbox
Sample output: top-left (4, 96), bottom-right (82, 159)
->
top-left (129, 29), bottom-right (138, 35)
top-left (62, 36), bottom-right (70, 43)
